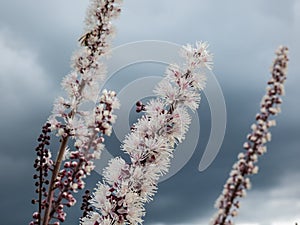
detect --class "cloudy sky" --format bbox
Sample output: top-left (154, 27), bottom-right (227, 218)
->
top-left (0, 0), bottom-right (299, 225)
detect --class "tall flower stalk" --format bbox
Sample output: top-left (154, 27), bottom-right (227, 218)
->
top-left (31, 1), bottom-right (123, 225)
top-left (80, 42), bottom-right (213, 225)
top-left (211, 46), bottom-right (289, 225)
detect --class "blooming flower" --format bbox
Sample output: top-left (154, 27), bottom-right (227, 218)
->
top-left (80, 42), bottom-right (212, 225)
top-left (31, 1), bottom-right (122, 225)
top-left (181, 41), bottom-right (213, 70)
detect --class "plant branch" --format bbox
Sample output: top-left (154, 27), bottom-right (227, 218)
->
top-left (42, 136), bottom-right (69, 225)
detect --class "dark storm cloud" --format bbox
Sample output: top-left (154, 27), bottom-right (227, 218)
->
top-left (0, 1), bottom-right (299, 225)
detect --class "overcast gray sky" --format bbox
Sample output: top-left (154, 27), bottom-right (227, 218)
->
top-left (0, 1), bottom-right (299, 225)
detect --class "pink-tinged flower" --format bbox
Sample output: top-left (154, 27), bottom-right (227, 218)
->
top-left (80, 212), bottom-right (101, 225)
top-left (181, 41), bottom-right (213, 70)
top-left (61, 72), bottom-right (79, 98)
top-left (211, 46), bottom-right (289, 225)
top-left (31, 1), bottom-right (123, 225)
top-left (80, 42), bottom-right (212, 225)
top-left (154, 79), bottom-right (178, 103)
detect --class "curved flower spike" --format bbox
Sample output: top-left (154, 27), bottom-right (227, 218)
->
top-left (31, 1), bottom-right (122, 225)
top-left (81, 42), bottom-right (213, 225)
top-left (211, 46), bottom-right (289, 225)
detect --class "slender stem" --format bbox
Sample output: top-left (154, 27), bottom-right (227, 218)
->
top-left (44, 78), bottom-right (87, 224)
top-left (38, 147), bottom-right (43, 225)
top-left (42, 136), bottom-right (69, 225)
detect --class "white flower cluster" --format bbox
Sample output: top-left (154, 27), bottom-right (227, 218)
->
top-left (72, 89), bottom-right (120, 156)
top-left (46, 0), bottom-right (122, 197)
top-left (211, 46), bottom-right (289, 225)
top-left (54, 89), bottom-right (119, 188)
top-left (48, 0), bottom-right (122, 141)
top-left (181, 41), bottom-right (213, 70)
top-left (44, 90), bottom-right (119, 225)
top-left (39, 1), bottom-right (122, 225)
top-left (81, 42), bottom-right (213, 225)
top-left (46, 0), bottom-right (122, 168)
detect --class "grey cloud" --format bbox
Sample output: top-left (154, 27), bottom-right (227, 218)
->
top-left (0, 0), bottom-right (87, 80)
top-left (0, 32), bottom-right (55, 110)
top-left (236, 172), bottom-right (300, 225)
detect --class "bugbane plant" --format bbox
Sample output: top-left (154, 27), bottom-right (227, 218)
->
top-left (29, 0), bottom-right (291, 224)
top-left (31, 1), bottom-right (123, 225)
top-left (211, 46), bottom-right (289, 225)
top-left (80, 42), bottom-right (213, 225)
